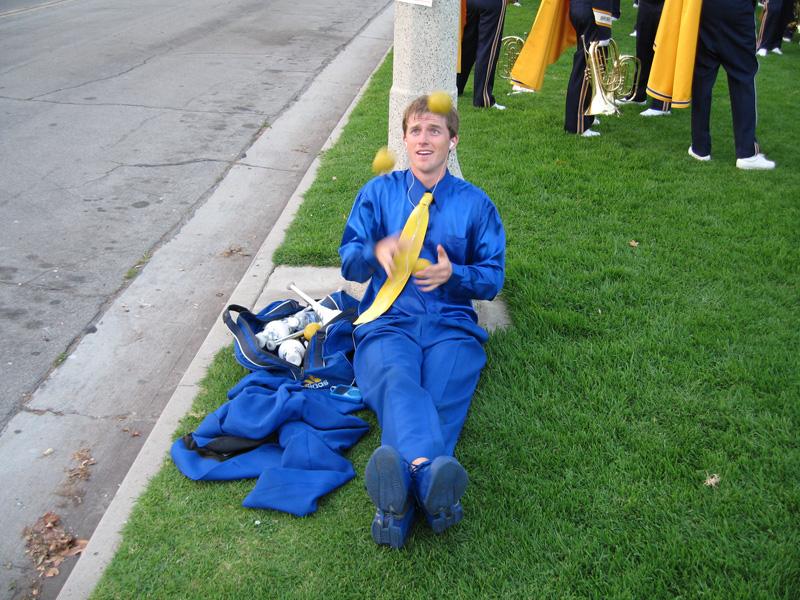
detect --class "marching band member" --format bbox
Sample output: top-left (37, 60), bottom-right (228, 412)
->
top-left (618, 0), bottom-right (673, 116)
top-left (649, 0), bottom-right (776, 169)
top-left (458, 0), bottom-right (509, 109)
top-left (565, 0), bottom-right (614, 135)
top-left (507, 0), bottom-right (613, 135)
top-left (757, 0), bottom-right (795, 55)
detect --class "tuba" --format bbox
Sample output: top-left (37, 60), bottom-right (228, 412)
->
top-left (583, 37), bottom-right (641, 116)
top-left (497, 35), bottom-right (526, 80)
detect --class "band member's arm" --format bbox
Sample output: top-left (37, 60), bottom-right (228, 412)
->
top-left (593, 0), bottom-right (613, 42)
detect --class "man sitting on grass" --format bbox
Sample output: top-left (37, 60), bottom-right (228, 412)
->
top-left (338, 95), bottom-right (506, 549)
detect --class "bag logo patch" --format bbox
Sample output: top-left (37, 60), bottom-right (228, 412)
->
top-left (302, 375), bottom-right (330, 389)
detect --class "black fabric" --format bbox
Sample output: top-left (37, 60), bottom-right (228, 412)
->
top-left (181, 431), bottom-right (280, 462)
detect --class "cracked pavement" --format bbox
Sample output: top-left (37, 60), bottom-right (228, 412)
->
top-left (0, 0), bottom-right (394, 597)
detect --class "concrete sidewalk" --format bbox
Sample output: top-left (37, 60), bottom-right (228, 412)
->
top-left (0, 5), bottom-right (395, 599)
top-left (52, 6), bottom-right (509, 597)
top-left (52, 18), bottom-right (396, 600)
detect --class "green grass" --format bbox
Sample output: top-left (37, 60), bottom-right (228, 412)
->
top-left (91, 4), bottom-right (799, 599)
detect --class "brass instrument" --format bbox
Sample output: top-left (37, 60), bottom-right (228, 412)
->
top-left (583, 36), bottom-right (641, 116)
top-left (789, 0), bottom-right (800, 34)
top-left (497, 35), bottom-right (526, 80)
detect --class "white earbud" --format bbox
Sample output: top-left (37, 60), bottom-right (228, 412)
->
top-left (449, 141), bottom-right (455, 150)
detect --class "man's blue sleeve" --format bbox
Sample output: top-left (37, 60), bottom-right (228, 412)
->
top-left (339, 188), bottom-right (383, 283)
top-left (444, 201), bottom-right (506, 301)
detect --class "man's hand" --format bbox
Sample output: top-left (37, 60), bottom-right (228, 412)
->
top-left (374, 234), bottom-right (404, 278)
top-left (413, 245), bottom-right (452, 292)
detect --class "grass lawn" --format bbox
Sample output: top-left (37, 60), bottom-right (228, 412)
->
top-left (91, 3), bottom-right (799, 599)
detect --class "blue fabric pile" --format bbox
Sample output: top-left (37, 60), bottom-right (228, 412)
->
top-left (171, 357), bottom-right (369, 516)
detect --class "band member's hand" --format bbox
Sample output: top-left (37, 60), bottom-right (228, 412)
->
top-left (414, 245), bottom-right (452, 292)
top-left (374, 235), bottom-right (403, 278)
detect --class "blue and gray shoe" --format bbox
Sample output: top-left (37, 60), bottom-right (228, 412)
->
top-left (364, 445), bottom-right (416, 549)
top-left (411, 456), bottom-right (469, 533)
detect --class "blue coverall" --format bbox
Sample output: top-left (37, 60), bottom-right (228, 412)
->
top-left (339, 169), bottom-right (506, 464)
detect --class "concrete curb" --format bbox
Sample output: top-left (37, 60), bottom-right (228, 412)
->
top-left (55, 12), bottom-right (394, 600)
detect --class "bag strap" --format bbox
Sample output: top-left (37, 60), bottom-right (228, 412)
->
top-left (307, 306), bottom-right (359, 369)
top-left (222, 305), bottom-right (301, 375)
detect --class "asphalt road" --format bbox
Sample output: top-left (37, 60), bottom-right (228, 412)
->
top-left (0, 0), bottom-right (394, 597)
top-left (0, 0), bottom-right (387, 426)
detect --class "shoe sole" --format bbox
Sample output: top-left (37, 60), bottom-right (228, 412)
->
top-left (737, 164), bottom-right (775, 170)
top-left (419, 458), bottom-right (469, 533)
top-left (371, 508), bottom-right (416, 549)
top-left (364, 446), bottom-right (410, 513)
top-left (688, 148), bottom-right (711, 161)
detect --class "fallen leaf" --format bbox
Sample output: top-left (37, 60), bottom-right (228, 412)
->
top-left (704, 472), bottom-right (721, 487)
top-left (72, 449), bottom-right (93, 462)
top-left (43, 448), bottom-right (54, 456)
top-left (23, 512), bottom-right (82, 576)
top-left (131, 430), bottom-right (141, 437)
top-left (61, 539), bottom-right (88, 557)
top-left (221, 247), bottom-right (249, 259)
top-left (629, 240), bottom-right (639, 247)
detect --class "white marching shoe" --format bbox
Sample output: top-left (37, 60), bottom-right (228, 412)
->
top-left (736, 153), bottom-right (776, 170)
top-left (688, 146), bottom-right (711, 161)
top-left (640, 108), bottom-right (671, 117)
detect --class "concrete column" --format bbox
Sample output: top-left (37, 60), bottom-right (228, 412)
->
top-left (389, 0), bottom-right (463, 178)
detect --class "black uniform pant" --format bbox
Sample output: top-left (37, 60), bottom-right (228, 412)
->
top-left (691, 0), bottom-right (760, 159)
top-left (457, 0), bottom-right (507, 108)
top-left (565, 0), bottom-right (600, 133)
top-left (757, 0), bottom-right (795, 51)
top-left (633, 0), bottom-right (670, 111)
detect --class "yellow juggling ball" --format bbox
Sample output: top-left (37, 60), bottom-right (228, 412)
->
top-left (371, 146), bottom-right (395, 175)
top-left (303, 322), bottom-right (322, 340)
top-left (427, 91), bottom-right (452, 115)
top-left (413, 258), bottom-right (432, 276)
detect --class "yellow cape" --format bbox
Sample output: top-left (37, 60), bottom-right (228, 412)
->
top-left (509, 0), bottom-right (577, 91)
top-left (647, 0), bottom-right (703, 108)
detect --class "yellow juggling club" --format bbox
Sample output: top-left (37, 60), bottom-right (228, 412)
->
top-left (354, 193), bottom-right (433, 325)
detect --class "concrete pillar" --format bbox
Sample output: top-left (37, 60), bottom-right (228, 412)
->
top-left (389, 0), bottom-right (463, 178)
